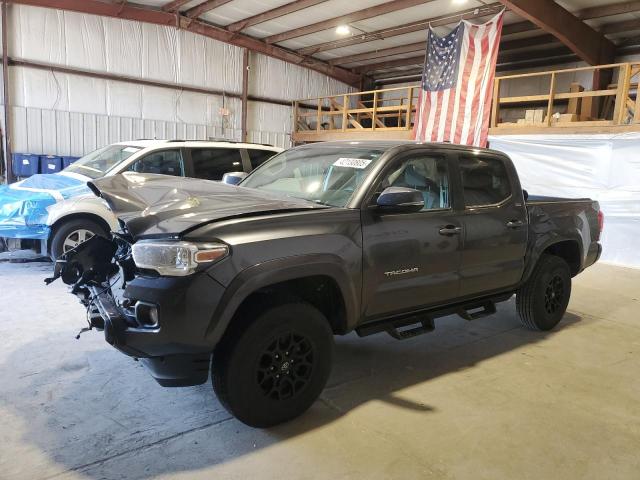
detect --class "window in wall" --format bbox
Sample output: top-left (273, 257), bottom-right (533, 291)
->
top-left (191, 148), bottom-right (244, 181)
top-left (459, 155), bottom-right (511, 207)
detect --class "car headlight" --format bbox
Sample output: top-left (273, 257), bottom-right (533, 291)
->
top-left (131, 241), bottom-right (229, 276)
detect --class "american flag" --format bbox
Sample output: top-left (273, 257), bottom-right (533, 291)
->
top-left (413, 11), bottom-right (504, 147)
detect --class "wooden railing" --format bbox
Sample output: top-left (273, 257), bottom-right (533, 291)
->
top-left (491, 62), bottom-right (640, 133)
top-left (292, 86), bottom-right (419, 142)
top-left (292, 62), bottom-right (640, 142)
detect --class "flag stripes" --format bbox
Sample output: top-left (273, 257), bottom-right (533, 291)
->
top-left (413, 12), bottom-right (504, 147)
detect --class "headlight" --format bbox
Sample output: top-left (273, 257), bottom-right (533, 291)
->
top-left (131, 241), bottom-right (229, 276)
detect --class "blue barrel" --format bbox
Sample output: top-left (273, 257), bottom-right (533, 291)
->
top-left (40, 155), bottom-right (63, 174)
top-left (62, 156), bottom-right (80, 169)
top-left (12, 153), bottom-right (40, 177)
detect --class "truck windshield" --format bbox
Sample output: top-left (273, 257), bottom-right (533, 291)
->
top-left (64, 145), bottom-right (142, 179)
top-left (241, 147), bottom-right (384, 207)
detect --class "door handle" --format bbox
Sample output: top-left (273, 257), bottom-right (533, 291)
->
top-left (439, 225), bottom-right (462, 236)
top-left (506, 220), bottom-right (524, 228)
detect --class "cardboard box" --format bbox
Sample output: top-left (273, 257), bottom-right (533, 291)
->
top-left (533, 109), bottom-right (545, 123)
top-left (525, 110), bottom-right (535, 124)
top-left (551, 113), bottom-right (577, 124)
top-left (524, 109), bottom-right (545, 124)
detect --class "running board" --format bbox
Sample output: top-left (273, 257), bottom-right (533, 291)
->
top-left (456, 300), bottom-right (496, 321)
top-left (356, 297), bottom-right (502, 340)
top-left (387, 316), bottom-right (435, 340)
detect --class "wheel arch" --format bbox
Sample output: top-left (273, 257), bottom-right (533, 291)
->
top-left (542, 239), bottom-right (582, 276)
top-left (206, 255), bottom-right (359, 344)
top-left (47, 212), bottom-right (112, 254)
top-left (522, 236), bottom-right (583, 285)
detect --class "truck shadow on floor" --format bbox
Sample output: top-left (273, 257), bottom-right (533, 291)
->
top-left (1, 303), bottom-right (582, 479)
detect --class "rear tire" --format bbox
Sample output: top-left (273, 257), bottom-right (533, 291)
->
top-left (50, 218), bottom-right (109, 260)
top-left (516, 254), bottom-right (571, 331)
top-left (212, 302), bottom-right (333, 428)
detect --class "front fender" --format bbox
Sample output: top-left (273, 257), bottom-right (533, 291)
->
top-left (46, 195), bottom-right (119, 231)
top-left (205, 254), bottom-right (359, 344)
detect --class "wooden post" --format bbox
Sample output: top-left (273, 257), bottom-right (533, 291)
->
top-left (491, 78), bottom-right (500, 128)
top-left (613, 63), bottom-right (631, 125)
top-left (546, 72), bottom-right (556, 126)
top-left (405, 86), bottom-right (413, 129)
top-left (567, 82), bottom-right (584, 116)
top-left (293, 100), bottom-right (299, 134)
top-left (372, 91), bottom-right (378, 130)
top-left (590, 68), bottom-right (613, 120)
top-left (635, 64), bottom-right (640, 124)
top-left (316, 98), bottom-right (321, 132)
top-left (342, 94), bottom-right (348, 131)
top-left (328, 96), bottom-right (336, 129)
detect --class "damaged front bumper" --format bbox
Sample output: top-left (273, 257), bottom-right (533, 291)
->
top-left (48, 236), bottom-right (227, 387)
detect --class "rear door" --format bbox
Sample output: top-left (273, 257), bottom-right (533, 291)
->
top-left (455, 152), bottom-right (527, 297)
top-left (361, 149), bottom-right (462, 319)
top-left (188, 148), bottom-right (244, 181)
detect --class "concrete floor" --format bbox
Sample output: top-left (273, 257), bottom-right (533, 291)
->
top-left (0, 261), bottom-right (638, 480)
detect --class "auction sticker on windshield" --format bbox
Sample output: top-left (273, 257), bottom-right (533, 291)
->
top-left (333, 158), bottom-right (372, 169)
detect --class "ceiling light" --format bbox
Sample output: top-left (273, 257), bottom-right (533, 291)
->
top-left (336, 25), bottom-right (351, 36)
top-left (452, 0), bottom-right (468, 4)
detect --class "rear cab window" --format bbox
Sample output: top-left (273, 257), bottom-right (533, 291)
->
top-left (190, 148), bottom-right (244, 180)
top-left (459, 155), bottom-right (511, 207)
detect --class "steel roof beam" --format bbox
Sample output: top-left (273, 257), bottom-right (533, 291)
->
top-left (8, 0), bottom-right (361, 86)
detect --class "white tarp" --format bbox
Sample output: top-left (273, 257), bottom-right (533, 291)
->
top-left (489, 133), bottom-right (640, 269)
top-left (6, 5), bottom-right (354, 154)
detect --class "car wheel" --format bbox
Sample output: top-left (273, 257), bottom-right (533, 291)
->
top-left (516, 254), bottom-right (572, 331)
top-left (50, 218), bottom-right (109, 260)
top-left (212, 302), bottom-right (333, 428)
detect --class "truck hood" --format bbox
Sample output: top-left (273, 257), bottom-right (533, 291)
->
top-left (89, 173), bottom-right (329, 238)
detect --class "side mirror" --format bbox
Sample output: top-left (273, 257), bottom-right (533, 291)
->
top-left (522, 189), bottom-right (529, 201)
top-left (376, 187), bottom-right (424, 213)
top-left (222, 171), bottom-right (248, 185)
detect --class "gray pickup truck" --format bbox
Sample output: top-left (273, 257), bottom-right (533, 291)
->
top-left (49, 141), bottom-right (602, 427)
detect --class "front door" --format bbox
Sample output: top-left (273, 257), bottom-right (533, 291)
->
top-left (361, 151), bottom-right (462, 319)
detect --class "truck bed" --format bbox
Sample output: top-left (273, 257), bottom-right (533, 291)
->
top-left (526, 194), bottom-right (593, 204)
top-left (525, 194), bottom-right (601, 275)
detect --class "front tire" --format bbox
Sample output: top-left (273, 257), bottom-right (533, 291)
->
top-left (516, 254), bottom-right (572, 331)
top-left (50, 218), bottom-right (109, 260)
top-left (212, 302), bottom-right (333, 428)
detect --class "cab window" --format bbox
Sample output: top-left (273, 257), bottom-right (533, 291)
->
top-left (128, 149), bottom-right (184, 176)
top-left (378, 155), bottom-right (450, 211)
top-left (191, 148), bottom-right (244, 181)
top-left (459, 155), bottom-right (511, 207)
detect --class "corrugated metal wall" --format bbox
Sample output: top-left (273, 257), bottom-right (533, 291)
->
top-left (1, 4), bottom-right (354, 156)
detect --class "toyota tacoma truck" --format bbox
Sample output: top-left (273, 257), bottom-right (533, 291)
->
top-left (48, 141), bottom-right (603, 428)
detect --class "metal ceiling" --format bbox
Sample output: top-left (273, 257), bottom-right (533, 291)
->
top-left (11, 0), bottom-right (640, 84)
